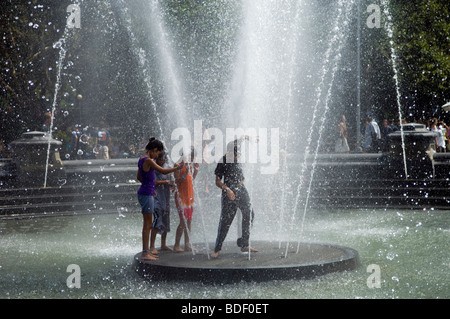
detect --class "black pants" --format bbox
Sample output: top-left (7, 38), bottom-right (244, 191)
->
top-left (214, 186), bottom-right (254, 252)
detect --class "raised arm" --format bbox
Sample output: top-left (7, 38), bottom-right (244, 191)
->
top-left (143, 157), bottom-right (182, 174)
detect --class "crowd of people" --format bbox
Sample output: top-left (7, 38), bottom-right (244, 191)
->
top-left (332, 113), bottom-right (449, 154)
top-left (64, 123), bottom-right (139, 161)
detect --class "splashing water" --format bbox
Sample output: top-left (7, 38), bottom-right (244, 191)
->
top-left (224, 0), bottom-right (309, 254)
top-left (116, 1), bottom-right (163, 139)
top-left (382, 0), bottom-right (408, 179)
top-left (191, 167), bottom-right (211, 260)
top-left (284, 0), bottom-right (356, 258)
top-left (146, 0), bottom-right (189, 130)
top-left (278, 0), bottom-right (303, 249)
top-left (44, 31), bottom-right (69, 188)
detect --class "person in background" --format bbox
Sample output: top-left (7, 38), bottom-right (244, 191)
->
top-left (77, 133), bottom-right (93, 159)
top-left (69, 125), bottom-right (81, 159)
top-left (334, 114), bottom-right (350, 153)
top-left (389, 119), bottom-right (399, 132)
top-left (94, 122), bottom-right (111, 159)
top-left (363, 113), bottom-right (381, 153)
top-left (431, 118), bottom-right (447, 153)
top-left (0, 140), bottom-right (11, 158)
top-left (380, 119), bottom-right (393, 153)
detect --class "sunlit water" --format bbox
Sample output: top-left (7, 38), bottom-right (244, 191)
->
top-left (1, 208), bottom-right (448, 299)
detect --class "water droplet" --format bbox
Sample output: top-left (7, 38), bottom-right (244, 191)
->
top-left (386, 252), bottom-right (396, 260)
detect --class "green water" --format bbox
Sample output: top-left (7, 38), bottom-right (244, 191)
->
top-left (0, 208), bottom-right (448, 299)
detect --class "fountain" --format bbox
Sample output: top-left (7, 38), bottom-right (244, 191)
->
top-left (1, 0), bottom-right (449, 298)
top-left (129, 0), bottom-right (359, 282)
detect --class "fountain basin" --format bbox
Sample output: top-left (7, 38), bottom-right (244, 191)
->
top-left (134, 240), bottom-right (359, 284)
top-left (389, 123), bottom-right (437, 158)
top-left (9, 131), bottom-right (64, 187)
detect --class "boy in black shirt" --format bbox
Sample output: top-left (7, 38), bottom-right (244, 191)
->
top-left (211, 137), bottom-right (258, 258)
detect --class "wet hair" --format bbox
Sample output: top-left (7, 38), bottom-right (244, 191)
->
top-left (145, 137), bottom-right (164, 152)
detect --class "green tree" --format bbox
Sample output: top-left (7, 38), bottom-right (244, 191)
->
top-left (388, 0), bottom-right (449, 120)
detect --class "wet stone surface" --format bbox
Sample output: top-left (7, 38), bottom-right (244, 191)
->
top-left (134, 240), bottom-right (359, 283)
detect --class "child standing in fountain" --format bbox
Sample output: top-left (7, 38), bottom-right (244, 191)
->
top-left (211, 136), bottom-right (259, 259)
top-left (173, 147), bottom-right (199, 252)
top-left (137, 138), bottom-right (182, 261)
top-left (152, 151), bottom-right (174, 253)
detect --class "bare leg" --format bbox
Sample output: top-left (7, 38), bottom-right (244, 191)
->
top-left (150, 227), bottom-right (159, 254)
top-left (184, 219), bottom-right (195, 251)
top-left (142, 214), bottom-right (158, 261)
top-left (174, 213), bottom-right (186, 252)
top-left (160, 232), bottom-right (173, 251)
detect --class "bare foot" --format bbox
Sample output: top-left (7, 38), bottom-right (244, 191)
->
top-left (241, 246), bottom-right (259, 253)
top-left (173, 245), bottom-right (184, 252)
top-left (150, 248), bottom-right (160, 255)
top-left (210, 251), bottom-right (220, 258)
top-left (141, 252), bottom-right (159, 261)
top-left (160, 245), bottom-right (173, 252)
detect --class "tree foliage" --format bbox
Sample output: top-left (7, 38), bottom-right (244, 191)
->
top-left (390, 0), bottom-right (449, 119)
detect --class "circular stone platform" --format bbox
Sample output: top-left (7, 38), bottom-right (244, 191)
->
top-left (134, 240), bottom-right (359, 283)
